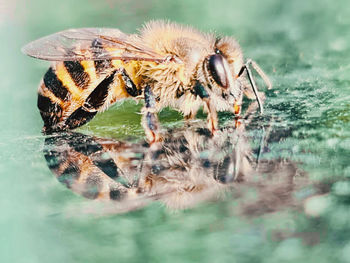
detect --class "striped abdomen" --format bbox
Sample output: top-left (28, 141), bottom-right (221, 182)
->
top-left (38, 57), bottom-right (141, 133)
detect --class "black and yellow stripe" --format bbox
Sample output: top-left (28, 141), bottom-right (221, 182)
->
top-left (43, 132), bottom-right (142, 201)
top-left (43, 67), bottom-right (70, 101)
top-left (37, 39), bottom-right (142, 133)
top-left (63, 61), bottom-right (90, 89)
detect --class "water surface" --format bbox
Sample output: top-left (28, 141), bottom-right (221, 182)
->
top-left (1, 0), bottom-right (350, 262)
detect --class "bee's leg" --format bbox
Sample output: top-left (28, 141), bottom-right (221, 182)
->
top-left (184, 111), bottom-right (197, 121)
top-left (119, 69), bottom-right (141, 97)
top-left (64, 70), bottom-right (118, 130)
top-left (205, 99), bottom-right (219, 134)
top-left (80, 67), bottom-right (140, 110)
top-left (141, 85), bottom-right (161, 144)
top-left (64, 67), bottom-right (141, 130)
top-left (194, 81), bottom-right (218, 134)
top-left (229, 93), bottom-right (243, 128)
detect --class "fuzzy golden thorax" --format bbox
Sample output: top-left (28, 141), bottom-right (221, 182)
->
top-left (138, 21), bottom-right (246, 116)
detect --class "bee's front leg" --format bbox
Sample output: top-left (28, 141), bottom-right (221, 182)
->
top-left (194, 81), bottom-right (218, 134)
top-left (203, 98), bottom-right (218, 134)
top-left (141, 85), bottom-right (161, 144)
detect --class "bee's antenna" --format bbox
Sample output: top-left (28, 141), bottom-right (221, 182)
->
top-left (250, 60), bottom-right (272, 90)
top-left (244, 59), bottom-right (264, 114)
top-left (240, 59), bottom-right (272, 114)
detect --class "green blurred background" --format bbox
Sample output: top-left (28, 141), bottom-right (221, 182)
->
top-left (1, 0), bottom-right (350, 262)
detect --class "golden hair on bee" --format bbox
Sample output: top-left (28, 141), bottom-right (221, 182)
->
top-left (22, 20), bottom-right (272, 142)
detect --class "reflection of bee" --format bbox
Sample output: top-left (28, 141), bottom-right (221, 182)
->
top-left (43, 118), bottom-right (301, 212)
top-left (23, 20), bottom-right (271, 142)
top-left (44, 122), bottom-right (253, 209)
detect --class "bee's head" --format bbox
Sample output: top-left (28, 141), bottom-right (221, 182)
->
top-left (198, 56), bottom-right (240, 111)
top-left (193, 37), bottom-right (244, 109)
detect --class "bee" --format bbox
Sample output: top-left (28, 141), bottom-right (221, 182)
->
top-left (23, 20), bottom-right (272, 142)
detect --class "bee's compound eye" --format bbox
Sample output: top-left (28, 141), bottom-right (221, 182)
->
top-left (208, 54), bottom-right (228, 89)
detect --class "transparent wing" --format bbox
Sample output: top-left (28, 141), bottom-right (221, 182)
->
top-left (22, 28), bottom-right (166, 62)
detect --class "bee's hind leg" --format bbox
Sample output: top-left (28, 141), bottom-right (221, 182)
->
top-left (142, 85), bottom-right (161, 144)
top-left (63, 70), bottom-right (118, 130)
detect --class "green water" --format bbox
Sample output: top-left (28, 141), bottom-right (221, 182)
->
top-left (1, 0), bottom-right (350, 262)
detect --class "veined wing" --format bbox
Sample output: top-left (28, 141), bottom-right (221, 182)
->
top-left (22, 28), bottom-right (166, 63)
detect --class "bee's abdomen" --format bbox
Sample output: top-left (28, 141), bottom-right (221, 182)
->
top-left (37, 58), bottom-right (134, 133)
top-left (43, 67), bottom-right (71, 101)
top-left (63, 61), bottom-right (90, 89)
top-left (38, 62), bottom-right (92, 133)
top-left (37, 93), bottom-right (63, 130)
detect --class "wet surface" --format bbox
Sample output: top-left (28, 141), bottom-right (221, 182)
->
top-left (43, 115), bottom-right (304, 212)
top-left (1, 0), bottom-right (350, 262)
